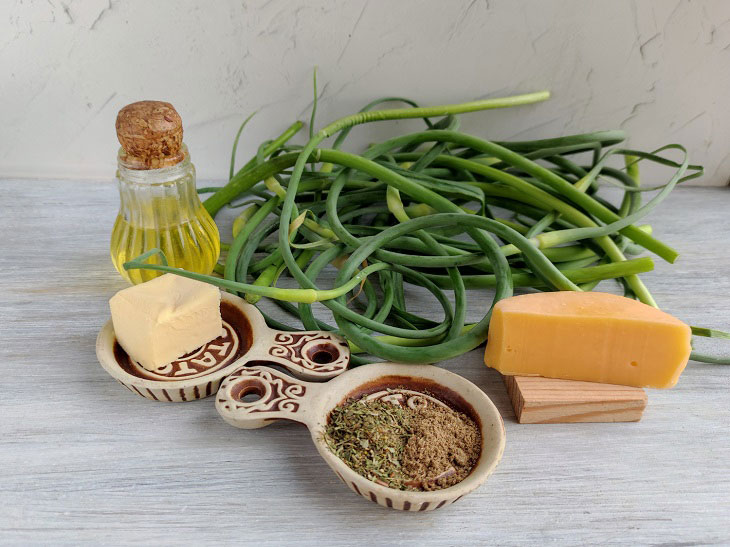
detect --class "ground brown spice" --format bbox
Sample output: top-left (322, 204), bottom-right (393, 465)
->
top-left (403, 405), bottom-right (481, 490)
top-left (324, 391), bottom-right (481, 491)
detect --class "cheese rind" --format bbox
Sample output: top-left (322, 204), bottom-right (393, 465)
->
top-left (484, 292), bottom-right (691, 389)
top-left (109, 274), bottom-right (222, 371)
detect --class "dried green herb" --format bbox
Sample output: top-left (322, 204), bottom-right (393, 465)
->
top-left (323, 393), bottom-right (481, 491)
top-left (324, 399), bottom-right (414, 489)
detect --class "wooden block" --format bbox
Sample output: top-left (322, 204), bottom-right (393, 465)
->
top-left (503, 375), bottom-right (647, 424)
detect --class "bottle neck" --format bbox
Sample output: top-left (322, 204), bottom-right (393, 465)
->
top-left (117, 144), bottom-right (191, 183)
top-left (115, 145), bottom-right (202, 227)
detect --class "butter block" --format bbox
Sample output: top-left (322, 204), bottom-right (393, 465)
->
top-left (485, 292), bottom-right (692, 389)
top-left (109, 274), bottom-right (222, 371)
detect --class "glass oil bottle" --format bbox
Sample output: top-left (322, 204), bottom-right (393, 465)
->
top-left (110, 101), bottom-right (220, 284)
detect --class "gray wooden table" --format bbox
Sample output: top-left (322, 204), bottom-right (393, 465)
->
top-left (1, 180), bottom-right (729, 546)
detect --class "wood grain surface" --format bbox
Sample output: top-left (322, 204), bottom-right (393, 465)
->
top-left (503, 375), bottom-right (647, 423)
top-left (1, 180), bottom-right (729, 546)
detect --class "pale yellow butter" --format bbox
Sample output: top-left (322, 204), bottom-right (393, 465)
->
top-left (109, 274), bottom-right (222, 372)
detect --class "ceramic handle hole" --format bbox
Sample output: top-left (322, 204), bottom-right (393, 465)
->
top-left (230, 379), bottom-right (265, 403)
top-left (306, 342), bottom-right (340, 364)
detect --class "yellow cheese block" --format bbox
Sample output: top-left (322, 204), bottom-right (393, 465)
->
top-left (484, 292), bottom-right (691, 388)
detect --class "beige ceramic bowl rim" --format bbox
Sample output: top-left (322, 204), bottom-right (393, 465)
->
top-left (306, 363), bottom-right (506, 503)
top-left (95, 292), bottom-right (271, 390)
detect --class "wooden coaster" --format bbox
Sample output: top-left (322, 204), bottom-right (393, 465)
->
top-left (503, 375), bottom-right (647, 424)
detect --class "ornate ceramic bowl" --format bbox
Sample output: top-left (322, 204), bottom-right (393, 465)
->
top-left (95, 292), bottom-right (350, 402)
top-left (216, 362), bottom-right (505, 511)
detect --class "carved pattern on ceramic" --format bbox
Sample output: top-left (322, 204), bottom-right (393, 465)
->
top-left (127, 321), bottom-right (239, 380)
top-left (269, 332), bottom-right (349, 373)
top-left (230, 367), bottom-right (306, 414)
top-left (363, 389), bottom-right (451, 411)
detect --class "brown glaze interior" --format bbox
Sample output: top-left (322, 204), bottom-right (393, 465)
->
top-left (114, 301), bottom-right (253, 380)
top-left (230, 378), bottom-right (266, 402)
top-left (306, 344), bottom-right (339, 364)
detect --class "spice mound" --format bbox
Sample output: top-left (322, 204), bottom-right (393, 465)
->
top-left (323, 389), bottom-right (481, 491)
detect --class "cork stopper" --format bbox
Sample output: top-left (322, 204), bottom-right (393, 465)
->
top-left (116, 101), bottom-right (185, 169)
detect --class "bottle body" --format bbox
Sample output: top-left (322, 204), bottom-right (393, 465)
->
top-left (110, 146), bottom-right (220, 284)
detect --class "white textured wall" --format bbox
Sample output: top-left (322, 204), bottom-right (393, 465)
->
top-left (2, 0), bottom-right (729, 185)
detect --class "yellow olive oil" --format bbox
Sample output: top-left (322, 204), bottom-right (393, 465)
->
top-left (110, 199), bottom-right (220, 285)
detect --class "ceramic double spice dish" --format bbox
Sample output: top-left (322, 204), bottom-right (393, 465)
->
top-left (216, 362), bottom-right (506, 511)
top-left (95, 292), bottom-right (351, 402)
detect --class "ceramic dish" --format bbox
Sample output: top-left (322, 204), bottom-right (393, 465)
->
top-left (216, 362), bottom-right (505, 511)
top-left (95, 292), bottom-right (350, 402)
